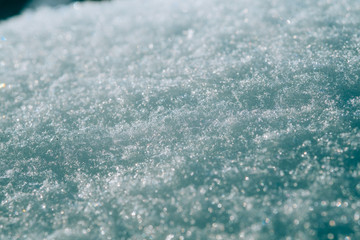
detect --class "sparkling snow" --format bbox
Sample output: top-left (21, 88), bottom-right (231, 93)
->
top-left (0, 0), bottom-right (360, 239)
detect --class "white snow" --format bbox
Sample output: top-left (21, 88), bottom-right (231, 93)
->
top-left (0, 0), bottom-right (360, 239)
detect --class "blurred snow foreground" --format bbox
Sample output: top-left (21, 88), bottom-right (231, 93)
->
top-left (0, 0), bottom-right (360, 239)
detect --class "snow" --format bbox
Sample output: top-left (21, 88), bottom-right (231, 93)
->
top-left (1, 0), bottom-right (360, 239)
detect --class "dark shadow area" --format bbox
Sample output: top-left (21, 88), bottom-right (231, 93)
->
top-left (0, 0), bottom-right (28, 20)
top-left (0, 0), bottom-right (105, 21)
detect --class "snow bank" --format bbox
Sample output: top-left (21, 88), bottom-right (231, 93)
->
top-left (0, 0), bottom-right (360, 239)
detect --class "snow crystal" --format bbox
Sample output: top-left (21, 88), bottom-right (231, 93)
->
top-left (0, 0), bottom-right (360, 239)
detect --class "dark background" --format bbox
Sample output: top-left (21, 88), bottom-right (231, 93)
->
top-left (0, 0), bottom-right (28, 20)
top-left (0, 0), bottom-right (104, 20)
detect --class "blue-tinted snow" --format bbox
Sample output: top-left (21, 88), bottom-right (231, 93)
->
top-left (0, 0), bottom-right (360, 239)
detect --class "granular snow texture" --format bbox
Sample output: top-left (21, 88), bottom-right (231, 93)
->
top-left (0, 0), bottom-right (360, 239)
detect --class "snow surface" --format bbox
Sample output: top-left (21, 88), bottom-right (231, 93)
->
top-left (1, 0), bottom-right (360, 239)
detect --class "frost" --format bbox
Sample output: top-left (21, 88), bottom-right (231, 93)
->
top-left (0, 0), bottom-right (360, 239)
